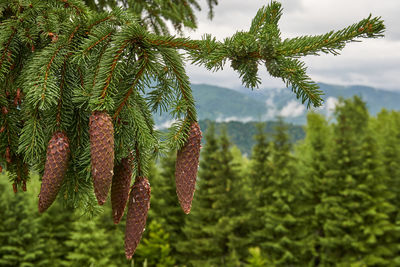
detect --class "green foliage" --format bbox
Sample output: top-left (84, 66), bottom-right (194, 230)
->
top-left (246, 247), bottom-right (271, 267)
top-left (0, 0), bottom-right (385, 212)
top-left (65, 219), bottom-right (118, 267)
top-left (258, 119), bottom-right (301, 266)
top-left (134, 220), bottom-right (176, 267)
top-left (0, 177), bottom-right (42, 267)
top-left (319, 97), bottom-right (399, 266)
top-left (248, 123), bottom-right (272, 247)
top-left (294, 112), bottom-right (333, 266)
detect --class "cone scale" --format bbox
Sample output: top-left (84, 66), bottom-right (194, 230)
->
top-left (125, 176), bottom-right (151, 259)
top-left (89, 111), bottom-right (114, 205)
top-left (111, 156), bottom-right (133, 224)
top-left (175, 122), bottom-right (202, 214)
top-left (38, 131), bottom-right (70, 213)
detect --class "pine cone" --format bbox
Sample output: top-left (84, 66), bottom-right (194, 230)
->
top-left (111, 156), bottom-right (133, 224)
top-left (125, 176), bottom-right (151, 259)
top-left (175, 122), bottom-right (202, 214)
top-left (38, 131), bottom-right (70, 213)
top-left (89, 111), bottom-right (114, 205)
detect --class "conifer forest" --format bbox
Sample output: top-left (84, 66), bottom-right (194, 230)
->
top-left (1, 0), bottom-right (399, 266)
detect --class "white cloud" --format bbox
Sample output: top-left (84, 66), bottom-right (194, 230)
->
top-left (325, 97), bottom-right (339, 116)
top-left (280, 100), bottom-right (306, 117)
top-left (215, 116), bottom-right (255, 123)
top-left (155, 119), bottom-right (176, 130)
top-left (264, 92), bottom-right (279, 119)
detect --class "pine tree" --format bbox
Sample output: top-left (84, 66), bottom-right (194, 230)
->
top-left (65, 218), bottom-right (118, 267)
top-left (0, 175), bottom-right (42, 267)
top-left (294, 112), bottom-right (333, 265)
top-left (150, 150), bottom-right (186, 263)
top-left (320, 97), bottom-right (399, 266)
top-left (258, 119), bottom-right (302, 266)
top-left (134, 219), bottom-right (176, 267)
top-left (176, 123), bottom-right (219, 266)
top-left (0, 0), bottom-right (386, 259)
top-left (248, 123), bottom-right (273, 247)
top-left (370, 110), bottom-right (400, 222)
top-left (217, 128), bottom-right (251, 264)
top-left (35, 200), bottom-right (76, 267)
top-left (246, 247), bottom-right (271, 267)
top-left (177, 125), bottom-right (246, 266)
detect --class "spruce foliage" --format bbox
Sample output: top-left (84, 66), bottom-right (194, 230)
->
top-left (178, 125), bottom-right (246, 266)
top-left (0, 181), bottom-right (42, 266)
top-left (0, 0), bottom-right (385, 214)
top-left (150, 150), bottom-right (186, 262)
top-left (259, 118), bottom-right (300, 266)
top-left (248, 123), bottom-right (272, 248)
top-left (295, 112), bottom-right (333, 265)
top-left (320, 97), bottom-right (399, 266)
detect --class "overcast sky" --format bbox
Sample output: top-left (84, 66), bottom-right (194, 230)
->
top-left (182, 0), bottom-right (400, 91)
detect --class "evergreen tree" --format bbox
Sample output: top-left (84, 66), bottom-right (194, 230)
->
top-left (217, 128), bottom-right (251, 264)
top-left (294, 112), bottom-right (333, 266)
top-left (35, 201), bottom-right (76, 267)
top-left (65, 218), bottom-right (118, 267)
top-left (178, 125), bottom-right (247, 266)
top-left (0, 176), bottom-right (42, 267)
top-left (134, 219), bottom-right (176, 267)
top-left (320, 97), bottom-right (399, 266)
top-left (177, 123), bottom-right (220, 266)
top-left (370, 110), bottom-right (400, 223)
top-left (259, 118), bottom-right (300, 266)
top-left (248, 123), bottom-right (272, 247)
top-left (246, 247), bottom-right (271, 267)
top-left (150, 150), bottom-right (186, 263)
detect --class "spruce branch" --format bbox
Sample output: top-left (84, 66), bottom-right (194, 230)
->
top-left (277, 15), bottom-right (385, 57)
top-left (0, 0), bottom-right (386, 214)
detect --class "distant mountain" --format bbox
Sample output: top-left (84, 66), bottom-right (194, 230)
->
top-left (153, 83), bottom-right (400, 126)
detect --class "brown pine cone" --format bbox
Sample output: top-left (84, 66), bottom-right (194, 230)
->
top-left (125, 176), bottom-right (151, 259)
top-left (175, 122), bottom-right (202, 214)
top-left (38, 131), bottom-right (70, 213)
top-left (89, 111), bottom-right (114, 205)
top-left (111, 156), bottom-right (133, 224)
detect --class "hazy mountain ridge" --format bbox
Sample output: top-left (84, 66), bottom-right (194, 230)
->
top-left (191, 83), bottom-right (400, 124)
top-left (153, 83), bottom-right (400, 126)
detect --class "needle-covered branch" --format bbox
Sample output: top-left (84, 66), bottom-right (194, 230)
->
top-left (0, 0), bottom-right (385, 226)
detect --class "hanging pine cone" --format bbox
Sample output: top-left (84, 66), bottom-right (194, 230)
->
top-left (175, 122), bottom-right (202, 214)
top-left (111, 156), bottom-right (133, 224)
top-left (38, 131), bottom-right (70, 213)
top-left (125, 176), bottom-right (151, 259)
top-left (89, 111), bottom-right (114, 205)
